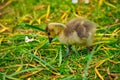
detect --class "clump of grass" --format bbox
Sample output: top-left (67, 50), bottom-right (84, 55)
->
top-left (0, 0), bottom-right (120, 80)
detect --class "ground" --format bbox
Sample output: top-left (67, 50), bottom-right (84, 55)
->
top-left (0, 0), bottom-right (120, 80)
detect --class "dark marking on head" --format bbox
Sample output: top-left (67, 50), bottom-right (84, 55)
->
top-left (47, 32), bottom-right (50, 35)
top-left (45, 26), bottom-right (48, 32)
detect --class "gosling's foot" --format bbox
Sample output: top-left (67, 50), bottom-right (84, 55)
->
top-left (87, 46), bottom-right (93, 53)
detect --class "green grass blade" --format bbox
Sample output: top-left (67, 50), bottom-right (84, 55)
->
top-left (9, 68), bottom-right (39, 77)
top-left (58, 47), bottom-right (62, 67)
top-left (17, 23), bottom-right (45, 32)
top-left (28, 52), bottom-right (57, 72)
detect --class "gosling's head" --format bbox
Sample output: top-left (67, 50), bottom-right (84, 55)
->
top-left (46, 23), bottom-right (66, 43)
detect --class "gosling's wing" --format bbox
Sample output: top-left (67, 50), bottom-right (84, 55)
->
top-left (76, 25), bottom-right (89, 39)
top-left (65, 18), bottom-right (83, 36)
top-left (65, 18), bottom-right (96, 39)
top-left (76, 20), bottom-right (96, 39)
top-left (83, 20), bottom-right (96, 34)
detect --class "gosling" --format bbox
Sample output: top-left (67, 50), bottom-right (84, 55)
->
top-left (46, 18), bottom-right (96, 57)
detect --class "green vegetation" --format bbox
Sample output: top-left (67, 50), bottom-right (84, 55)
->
top-left (0, 0), bottom-right (120, 80)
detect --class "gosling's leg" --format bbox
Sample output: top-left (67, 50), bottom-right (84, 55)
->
top-left (86, 46), bottom-right (93, 53)
top-left (86, 36), bottom-right (93, 53)
top-left (65, 45), bottom-right (72, 57)
top-left (71, 45), bottom-right (79, 54)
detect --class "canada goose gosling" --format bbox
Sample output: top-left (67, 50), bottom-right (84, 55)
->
top-left (46, 18), bottom-right (96, 57)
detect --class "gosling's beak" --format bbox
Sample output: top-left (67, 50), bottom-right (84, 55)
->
top-left (48, 37), bottom-right (53, 43)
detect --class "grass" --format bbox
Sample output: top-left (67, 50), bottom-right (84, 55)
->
top-left (0, 0), bottom-right (120, 80)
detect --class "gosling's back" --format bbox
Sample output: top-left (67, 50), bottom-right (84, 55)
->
top-left (58, 18), bottom-right (96, 46)
top-left (64, 18), bottom-right (96, 39)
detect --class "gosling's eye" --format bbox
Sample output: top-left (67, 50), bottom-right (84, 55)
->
top-left (48, 32), bottom-right (50, 35)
